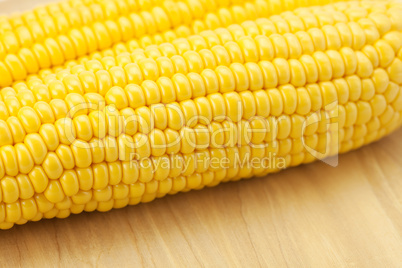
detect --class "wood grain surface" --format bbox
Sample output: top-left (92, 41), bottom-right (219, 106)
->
top-left (0, 128), bottom-right (400, 267)
top-left (0, 1), bottom-right (401, 267)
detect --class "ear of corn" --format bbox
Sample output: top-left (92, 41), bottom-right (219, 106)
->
top-left (6, 0), bottom-right (401, 89)
top-left (0, 0), bottom-right (358, 88)
top-left (0, 0), bottom-right (401, 229)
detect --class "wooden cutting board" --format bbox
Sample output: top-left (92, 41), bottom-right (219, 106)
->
top-left (0, 0), bottom-right (401, 266)
top-left (1, 129), bottom-right (401, 267)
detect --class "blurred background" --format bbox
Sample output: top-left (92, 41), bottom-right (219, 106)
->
top-left (0, 0), bottom-right (59, 14)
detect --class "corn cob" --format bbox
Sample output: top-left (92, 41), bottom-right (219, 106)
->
top-left (2, 0), bottom-right (247, 34)
top-left (10, 0), bottom-right (402, 86)
top-left (0, 0), bottom-right (356, 88)
top-left (11, 2), bottom-right (400, 84)
top-left (0, 1), bottom-right (401, 229)
top-left (4, 0), bottom-right (401, 105)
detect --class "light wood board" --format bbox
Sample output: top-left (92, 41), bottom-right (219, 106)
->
top-left (0, 130), bottom-right (400, 267)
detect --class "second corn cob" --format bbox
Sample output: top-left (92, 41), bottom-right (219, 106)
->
top-left (0, 0), bottom-right (360, 87)
top-left (5, 0), bottom-right (402, 89)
